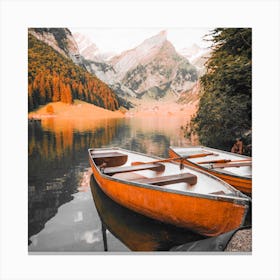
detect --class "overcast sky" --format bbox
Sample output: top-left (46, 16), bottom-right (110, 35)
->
top-left (70, 27), bottom-right (213, 54)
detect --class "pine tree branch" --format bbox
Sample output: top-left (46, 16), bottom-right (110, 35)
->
top-left (239, 31), bottom-right (251, 47)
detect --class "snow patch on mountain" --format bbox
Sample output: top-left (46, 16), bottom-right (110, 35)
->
top-left (73, 32), bottom-right (116, 62)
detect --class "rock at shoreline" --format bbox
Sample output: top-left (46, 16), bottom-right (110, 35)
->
top-left (225, 229), bottom-right (252, 252)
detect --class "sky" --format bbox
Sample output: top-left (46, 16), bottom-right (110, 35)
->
top-left (70, 27), bottom-right (213, 54)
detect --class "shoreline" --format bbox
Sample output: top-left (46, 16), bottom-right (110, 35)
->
top-left (28, 100), bottom-right (198, 121)
top-left (28, 100), bottom-right (125, 121)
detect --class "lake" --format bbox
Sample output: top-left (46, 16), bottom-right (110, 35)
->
top-left (28, 116), bottom-right (201, 252)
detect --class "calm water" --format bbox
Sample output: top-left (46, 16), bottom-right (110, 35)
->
top-left (28, 116), bottom-right (200, 252)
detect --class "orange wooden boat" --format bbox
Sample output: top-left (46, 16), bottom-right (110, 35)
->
top-left (88, 147), bottom-right (250, 237)
top-left (169, 146), bottom-right (252, 195)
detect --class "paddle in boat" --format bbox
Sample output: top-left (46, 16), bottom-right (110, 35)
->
top-left (169, 146), bottom-right (252, 195)
top-left (88, 147), bottom-right (250, 237)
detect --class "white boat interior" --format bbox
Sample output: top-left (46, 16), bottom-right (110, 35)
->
top-left (90, 148), bottom-right (247, 199)
top-left (171, 146), bottom-right (252, 179)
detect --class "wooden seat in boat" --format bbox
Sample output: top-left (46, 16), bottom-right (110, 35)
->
top-left (91, 152), bottom-right (128, 167)
top-left (133, 173), bottom-right (197, 186)
top-left (103, 163), bottom-right (165, 176)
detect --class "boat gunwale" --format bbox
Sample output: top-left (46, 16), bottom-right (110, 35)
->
top-left (169, 145), bottom-right (252, 181)
top-left (88, 147), bottom-right (250, 206)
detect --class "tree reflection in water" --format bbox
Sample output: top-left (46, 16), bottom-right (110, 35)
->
top-left (28, 118), bottom-right (123, 243)
top-left (28, 116), bottom-right (194, 250)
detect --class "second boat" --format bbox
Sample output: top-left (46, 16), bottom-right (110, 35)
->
top-left (89, 147), bottom-right (250, 237)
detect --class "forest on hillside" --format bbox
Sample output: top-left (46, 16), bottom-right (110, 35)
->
top-left (189, 28), bottom-right (252, 154)
top-left (28, 34), bottom-right (119, 112)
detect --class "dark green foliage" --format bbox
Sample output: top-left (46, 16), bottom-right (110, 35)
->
top-left (191, 28), bottom-right (252, 152)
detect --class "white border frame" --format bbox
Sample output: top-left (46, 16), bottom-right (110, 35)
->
top-left (1, 0), bottom-right (280, 279)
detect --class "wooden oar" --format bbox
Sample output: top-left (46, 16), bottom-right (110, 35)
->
top-left (198, 158), bottom-right (252, 164)
top-left (131, 152), bottom-right (218, 166)
top-left (211, 161), bottom-right (252, 169)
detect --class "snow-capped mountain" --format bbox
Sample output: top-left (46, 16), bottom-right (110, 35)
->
top-left (110, 30), bottom-right (169, 81)
top-left (179, 44), bottom-right (211, 76)
top-left (68, 29), bottom-right (204, 101)
top-left (73, 32), bottom-right (99, 60)
top-left (73, 32), bottom-right (116, 62)
top-left (28, 28), bottom-right (209, 106)
top-left (110, 30), bottom-right (198, 98)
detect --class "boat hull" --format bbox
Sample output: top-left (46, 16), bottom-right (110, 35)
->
top-left (89, 148), bottom-right (249, 237)
top-left (169, 148), bottom-right (252, 195)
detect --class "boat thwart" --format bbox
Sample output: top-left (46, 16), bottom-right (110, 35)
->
top-left (169, 146), bottom-right (252, 195)
top-left (89, 147), bottom-right (250, 237)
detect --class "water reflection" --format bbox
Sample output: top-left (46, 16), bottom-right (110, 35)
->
top-left (28, 118), bottom-right (123, 241)
top-left (28, 115), bottom-right (195, 250)
top-left (29, 168), bottom-right (128, 252)
top-left (90, 175), bottom-right (205, 251)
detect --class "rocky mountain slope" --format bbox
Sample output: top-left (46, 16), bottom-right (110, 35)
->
top-left (177, 80), bottom-right (201, 105)
top-left (28, 30), bottom-right (120, 112)
top-left (111, 31), bottom-right (198, 99)
top-left (111, 30), bottom-right (169, 80)
top-left (72, 33), bottom-right (137, 101)
top-left (29, 28), bottom-right (208, 109)
top-left (179, 44), bottom-right (211, 76)
top-left (77, 30), bottom-right (199, 100)
top-left (73, 32), bottom-right (115, 62)
top-left (29, 28), bottom-right (83, 65)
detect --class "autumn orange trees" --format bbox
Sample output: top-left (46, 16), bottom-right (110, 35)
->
top-left (28, 34), bottom-right (119, 112)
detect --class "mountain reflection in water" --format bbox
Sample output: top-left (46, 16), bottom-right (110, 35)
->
top-left (90, 175), bottom-right (205, 251)
top-left (28, 116), bottom-right (196, 251)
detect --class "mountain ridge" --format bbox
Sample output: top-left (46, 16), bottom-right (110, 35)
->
top-left (29, 28), bottom-right (83, 65)
top-left (29, 28), bottom-right (206, 112)
top-left (119, 34), bottom-right (198, 98)
top-left (78, 30), bottom-right (199, 100)
top-left (28, 31), bottom-right (120, 112)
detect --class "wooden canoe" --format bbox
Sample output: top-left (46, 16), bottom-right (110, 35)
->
top-left (169, 146), bottom-right (252, 195)
top-left (88, 147), bottom-right (250, 237)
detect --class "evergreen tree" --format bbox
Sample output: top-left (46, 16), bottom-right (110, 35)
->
top-left (191, 28), bottom-right (252, 152)
top-left (28, 33), bottom-right (119, 111)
